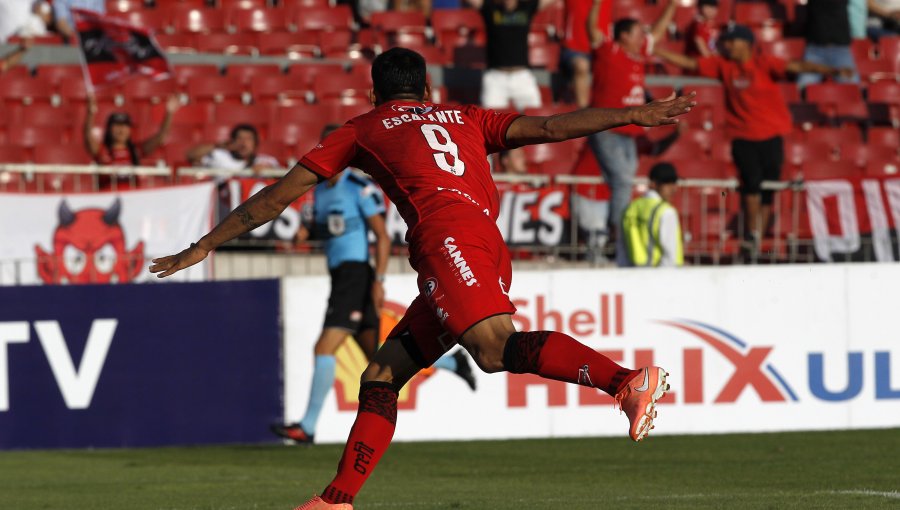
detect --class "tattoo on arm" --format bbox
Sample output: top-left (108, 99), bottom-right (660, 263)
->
top-left (235, 205), bottom-right (259, 228)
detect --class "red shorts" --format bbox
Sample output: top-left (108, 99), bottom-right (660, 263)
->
top-left (387, 205), bottom-right (515, 367)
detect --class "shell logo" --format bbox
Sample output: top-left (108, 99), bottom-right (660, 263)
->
top-left (332, 299), bottom-right (438, 411)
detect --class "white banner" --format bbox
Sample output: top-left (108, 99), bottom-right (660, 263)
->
top-left (0, 183), bottom-right (215, 285)
top-left (282, 264), bottom-right (900, 443)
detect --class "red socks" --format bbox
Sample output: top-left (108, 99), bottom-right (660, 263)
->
top-left (503, 331), bottom-right (637, 396)
top-left (320, 382), bottom-right (397, 505)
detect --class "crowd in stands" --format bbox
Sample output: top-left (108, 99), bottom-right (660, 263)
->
top-left (1, 0), bottom-right (899, 259)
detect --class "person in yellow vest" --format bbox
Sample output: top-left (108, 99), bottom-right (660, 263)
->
top-left (621, 162), bottom-right (684, 267)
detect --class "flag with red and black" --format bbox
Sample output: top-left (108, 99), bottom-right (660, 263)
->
top-left (72, 8), bottom-right (171, 90)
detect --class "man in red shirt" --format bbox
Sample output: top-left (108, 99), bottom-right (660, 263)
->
top-left (150, 48), bottom-right (694, 509)
top-left (586, 0), bottom-right (677, 264)
top-left (654, 24), bottom-right (850, 258)
top-left (561, 0), bottom-right (611, 107)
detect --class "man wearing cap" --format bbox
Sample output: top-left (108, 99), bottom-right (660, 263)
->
top-left (620, 162), bottom-right (683, 267)
top-left (653, 24), bottom-right (851, 259)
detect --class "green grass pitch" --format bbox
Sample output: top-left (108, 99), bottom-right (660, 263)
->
top-left (2, 429), bottom-right (898, 509)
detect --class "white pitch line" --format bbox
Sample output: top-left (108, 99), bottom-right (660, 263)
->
top-left (826, 490), bottom-right (900, 499)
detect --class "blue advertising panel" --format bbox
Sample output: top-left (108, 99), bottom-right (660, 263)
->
top-left (0, 280), bottom-right (281, 449)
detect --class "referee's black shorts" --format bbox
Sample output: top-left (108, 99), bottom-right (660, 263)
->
top-left (323, 261), bottom-right (379, 334)
top-left (731, 136), bottom-right (784, 205)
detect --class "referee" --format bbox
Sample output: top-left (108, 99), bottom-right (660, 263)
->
top-left (272, 127), bottom-right (476, 445)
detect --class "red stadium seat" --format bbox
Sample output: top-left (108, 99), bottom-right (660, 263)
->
top-left (288, 62), bottom-right (346, 88)
top-left (800, 160), bottom-right (862, 180)
top-left (878, 36), bottom-right (900, 71)
top-left (0, 146), bottom-right (27, 164)
top-left (187, 76), bottom-right (244, 103)
top-left (122, 77), bottom-right (179, 105)
top-left (14, 104), bottom-right (77, 130)
top-left (681, 128), bottom-right (725, 157)
top-left (370, 11), bottom-right (427, 33)
top-left (529, 42), bottom-right (560, 72)
top-left (282, 0), bottom-right (329, 9)
top-left (680, 84), bottom-right (725, 131)
top-left (667, 159), bottom-right (730, 180)
top-left (257, 140), bottom-right (289, 164)
top-left (251, 75), bottom-right (313, 105)
top-left (867, 81), bottom-right (900, 127)
top-left (275, 103), bottom-right (340, 127)
top-left (313, 73), bottom-right (370, 102)
top-left (214, 104), bottom-right (273, 129)
top-left (614, 4), bottom-right (663, 25)
top-left (112, 9), bottom-right (172, 32)
top-left (270, 123), bottom-right (325, 154)
top-left (804, 83), bottom-right (867, 122)
top-left (783, 139), bottom-right (836, 177)
top-left (170, 7), bottom-right (228, 34)
top-left (734, 2), bottom-right (782, 26)
top-left (318, 30), bottom-right (355, 54)
top-left (163, 124), bottom-right (202, 144)
top-left (0, 75), bottom-right (53, 106)
top-left (295, 5), bottom-right (354, 32)
top-left (839, 141), bottom-right (869, 169)
top-left (165, 141), bottom-right (197, 168)
top-left (220, 0), bottom-right (267, 9)
top-left (761, 38), bottom-right (805, 62)
top-left (523, 138), bottom-right (581, 175)
top-left (154, 33), bottom-right (198, 53)
top-left (868, 127), bottom-right (900, 148)
top-left (194, 33), bottom-right (258, 55)
top-left (659, 138), bottom-right (707, 161)
top-left (532, 0), bottom-right (564, 37)
top-left (231, 8), bottom-right (290, 33)
top-left (203, 124), bottom-right (237, 144)
top-left (777, 82), bottom-right (800, 103)
top-left (866, 153), bottom-right (900, 177)
top-left (431, 9), bottom-right (486, 48)
top-left (35, 65), bottom-right (83, 91)
top-left (225, 64), bottom-right (282, 87)
top-left (33, 144), bottom-right (93, 165)
top-left (172, 64), bottom-right (220, 88)
top-left (9, 126), bottom-right (66, 148)
top-left (257, 32), bottom-right (320, 59)
top-left (804, 126), bottom-right (863, 148)
top-left (106, 0), bottom-right (144, 13)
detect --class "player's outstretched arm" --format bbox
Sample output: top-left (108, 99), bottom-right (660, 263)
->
top-left (505, 92), bottom-right (696, 145)
top-left (149, 163), bottom-right (321, 278)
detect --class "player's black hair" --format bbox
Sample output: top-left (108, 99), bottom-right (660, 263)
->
top-left (614, 18), bottom-right (640, 41)
top-left (371, 47), bottom-right (427, 101)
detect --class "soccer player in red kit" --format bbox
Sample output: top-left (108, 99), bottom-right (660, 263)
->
top-left (150, 48), bottom-right (696, 510)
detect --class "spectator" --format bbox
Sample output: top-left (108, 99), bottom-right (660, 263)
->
top-left (653, 24), bottom-right (851, 259)
top-left (798, 0), bottom-right (859, 88)
top-left (467, 0), bottom-right (557, 111)
top-left (685, 0), bottom-right (720, 57)
top-left (394, 0), bottom-right (432, 17)
top-left (187, 124), bottom-right (281, 177)
top-left (0, 39), bottom-right (31, 74)
top-left (497, 147), bottom-right (528, 174)
top-left (1, 1), bottom-right (50, 43)
top-left (561, 0), bottom-right (611, 107)
top-left (585, 0), bottom-right (677, 262)
top-left (621, 162), bottom-right (683, 267)
top-left (83, 95), bottom-right (179, 167)
top-left (848, 0), bottom-right (869, 39)
top-left (53, 0), bottom-right (105, 45)
top-left (867, 0), bottom-right (900, 36)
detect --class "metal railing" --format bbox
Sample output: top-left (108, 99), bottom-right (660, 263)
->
top-left (0, 163), bottom-right (873, 285)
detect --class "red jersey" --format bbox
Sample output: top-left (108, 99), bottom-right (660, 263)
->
top-left (97, 144), bottom-right (140, 166)
top-left (696, 54), bottom-right (792, 141)
top-left (300, 101), bottom-right (521, 239)
top-left (685, 17), bottom-right (720, 57)
top-left (590, 37), bottom-right (652, 137)
top-left (563, 0), bottom-right (611, 54)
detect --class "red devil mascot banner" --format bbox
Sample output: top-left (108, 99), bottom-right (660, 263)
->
top-left (72, 8), bottom-right (171, 90)
top-left (0, 183), bottom-right (215, 285)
